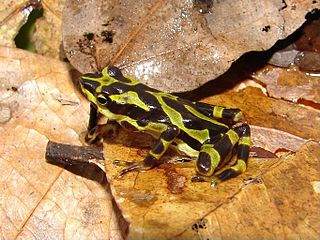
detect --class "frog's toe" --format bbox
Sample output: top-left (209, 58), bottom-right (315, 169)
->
top-left (118, 165), bottom-right (142, 177)
top-left (191, 175), bottom-right (220, 188)
top-left (113, 160), bottom-right (137, 167)
top-left (113, 160), bottom-right (150, 177)
top-left (191, 176), bottom-right (206, 182)
top-left (210, 177), bottom-right (220, 188)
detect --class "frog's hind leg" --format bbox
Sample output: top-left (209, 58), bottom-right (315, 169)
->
top-left (212, 123), bottom-right (251, 186)
top-left (194, 123), bottom-right (251, 186)
top-left (114, 124), bottom-right (180, 176)
top-left (192, 101), bottom-right (243, 122)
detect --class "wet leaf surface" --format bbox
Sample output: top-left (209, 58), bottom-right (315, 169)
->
top-left (62, 0), bottom-right (318, 92)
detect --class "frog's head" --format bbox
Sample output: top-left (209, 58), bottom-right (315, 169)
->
top-left (80, 66), bottom-right (131, 107)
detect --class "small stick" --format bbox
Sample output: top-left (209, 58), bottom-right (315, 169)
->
top-left (45, 141), bottom-right (105, 170)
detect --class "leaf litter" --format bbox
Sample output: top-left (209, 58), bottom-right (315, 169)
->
top-left (0, 0), bottom-right (319, 239)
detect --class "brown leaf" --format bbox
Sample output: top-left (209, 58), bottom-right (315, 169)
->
top-left (104, 131), bottom-right (320, 239)
top-left (0, 0), bottom-right (34, 47)
top-left (176, 141), bottom-right (320, 239)
top-left (62, 0), bottom-right (317, 92)
top-left (250, 125), bottom-right (308, 153)
top-left (0, 47), bottom-right (123, 239)
top-left (203, 87), bottom-right (320, 141)
top-left (31, 0), bottom-right (66, 58)
top-left (253, 65), bottom-right (320, 104)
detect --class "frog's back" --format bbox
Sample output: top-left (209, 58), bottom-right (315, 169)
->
top-left (82, 66), bottom-right (228, 150)
top-left (104, 75), bottom-right (229, 138)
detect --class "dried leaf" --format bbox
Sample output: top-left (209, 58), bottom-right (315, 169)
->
top-left (104, 131), bottom-right (320, 239)
top-left (0, 47), bottom-right (123, 239)
top-left (0, 0), bottom-right (34, 47)
top-left (253, 65), bottom-right (320, 104)
top-left (177, 141), bottom-right (320, 240)
top-left (62, 0), bottom-right (318, 92)
top-left (31, 0), bottom-right (66, 58)
top-left (250, 125), bottom-right (308, 153)
top-left (203, 87), bottom-right (320, 141)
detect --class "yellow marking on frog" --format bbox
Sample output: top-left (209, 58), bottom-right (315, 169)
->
top-left (226, 130), bottom-right (240, 145)
top-left (185, 105), bottom-right (228, 127)
top-left (201, 147), bottom-right (221, 176)
top-left (239, 136), bottom-right (252, 146)
top-left (231, 159), bottom-right (247, 172)
top-left (213, 106), bottom-right (224, 118)
top-left (149, 151), bottom-right (163, 160)
top-left (154, 93), bottom-right (211, 142)
top-left (233, 111), bottom-right (243, 122)
top-left (109, 92), bottom-right (150, 111)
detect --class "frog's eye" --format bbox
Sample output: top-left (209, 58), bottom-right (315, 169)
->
top-left (107, 66), bottom-right (131, 83)
top-left (97, 95), bottom-right (110, 105)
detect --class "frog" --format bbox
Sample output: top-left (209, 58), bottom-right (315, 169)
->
top-left (79, 66), bottom-right (251, 187)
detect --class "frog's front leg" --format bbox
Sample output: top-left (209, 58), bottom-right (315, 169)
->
top-left (114, 124), bottom-right (180, 176)
top-left (85, 121), bottom-right (120, 144)
top-left (195, 123), bottom-right (251, 187)
top-left (87, 103), bottom-right (99, 132)
top-left (85, 103), bottom-right (120, 143)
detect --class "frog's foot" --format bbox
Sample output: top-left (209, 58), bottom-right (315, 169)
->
top-left (191, 176), bottom-right (206, 182)
top-left (85, 122), bottom-right (120, 144)
top-left (191, 175), bottom-right (220, 188)
top-left (85, 126), bottom-right (102, 144)
top-left (113, 160), bottom-right (151, 177)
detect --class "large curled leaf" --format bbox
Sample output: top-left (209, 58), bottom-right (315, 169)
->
top-left (62, 0), bottom-right (318, 92)
top-left (0, 47), bottom-right (124, 239)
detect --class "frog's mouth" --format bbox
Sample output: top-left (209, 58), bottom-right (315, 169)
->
top-left (79, 75), bottom-right (102, 105)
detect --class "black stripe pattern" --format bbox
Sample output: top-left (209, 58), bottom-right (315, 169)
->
top-left (80, 66), bottom-right (252, 185)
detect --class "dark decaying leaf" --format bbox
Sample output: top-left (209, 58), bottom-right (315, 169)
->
top-left (268, 17), bottom-right (320, 71)
top-left (62, 0), bottom-right (318, 92)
